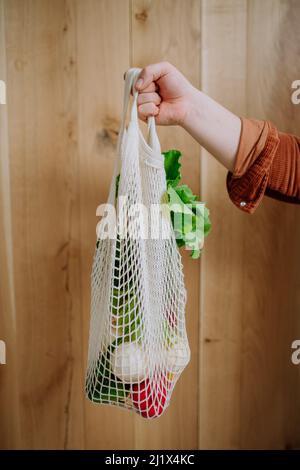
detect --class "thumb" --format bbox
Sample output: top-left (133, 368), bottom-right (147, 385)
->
top-left (135, 61), bottom-right (173, 91)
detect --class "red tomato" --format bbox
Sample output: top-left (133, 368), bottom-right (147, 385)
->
top-left (131, 376), bottom-right (170, 419)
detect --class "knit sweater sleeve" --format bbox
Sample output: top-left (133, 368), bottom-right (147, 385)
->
top-left (226, 117), bottom-right (300, 214)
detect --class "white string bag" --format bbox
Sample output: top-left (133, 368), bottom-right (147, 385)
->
top-left (85, 68), bottom-right (190, 419)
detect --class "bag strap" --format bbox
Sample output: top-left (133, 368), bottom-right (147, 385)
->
top-left (117, 67), bottom-right (162, 162)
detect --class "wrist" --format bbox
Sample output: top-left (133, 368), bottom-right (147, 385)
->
top-left (180, 88), bottom-right (205, 131)
top-left (180, 86), bottom-right (242, 172)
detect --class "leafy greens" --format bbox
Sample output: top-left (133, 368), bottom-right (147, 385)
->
top-left (163, 149), bottom-right (211, 259)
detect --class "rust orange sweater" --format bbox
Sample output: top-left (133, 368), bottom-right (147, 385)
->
top-left (226, 118), bottom-right (300, 213)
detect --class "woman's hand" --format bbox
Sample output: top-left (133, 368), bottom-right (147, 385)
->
top-left (132, 61), bottom-right (197, 126)
top-left (126, 61), bottom-right (241, 172)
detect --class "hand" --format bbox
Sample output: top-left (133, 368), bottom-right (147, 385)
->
top-left (129, 61), bottom-right (197, 126)
top-left (124, 61), bottom-right (241, 172)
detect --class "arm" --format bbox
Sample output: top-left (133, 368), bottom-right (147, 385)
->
top-left (180, 89), bottom-right (241, 172)
top-left (134, 61), bottom-right (241, 172)
top-left (133, 61), bottom-right (300, 212)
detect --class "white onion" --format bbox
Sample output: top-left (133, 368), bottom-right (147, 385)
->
top-left (112, 342), bottom-right (148, 383)
top-left (165, 338), bottom-right (190, 374)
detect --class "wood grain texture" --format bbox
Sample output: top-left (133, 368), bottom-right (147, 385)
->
top-left (131, 0), bottom-right (201, 450)
top-left (199, 0), bottom-right (248, 449)
top-left (200, 0), bottom-right (300, 450)
top-left (3, 0), bottom-right (84, 449)
top-left (0, 0), bottom-right (21, 449)
top-left (1, 0), bottom-right (300, 450)
top-left (76, 0), bottom-right (135, 449)
top-left (241, 0), bottom-right (300, 449)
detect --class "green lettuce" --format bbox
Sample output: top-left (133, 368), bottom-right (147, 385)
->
top-left (163, 149), bottom-right (211, 259)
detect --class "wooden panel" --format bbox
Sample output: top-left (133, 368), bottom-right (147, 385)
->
top-left (199, 0), bottom-right (248, 449)
top-left (200, 0), bottom-right (300, 450)
top-left (1, 0), bottom-right (300, 450)
top-left (0, 0), bottom-right (21, 449)
top-left (131, 0), bottom-right (201, 449)
top-left (4, 0), bottom-right (84, 449)
top-left (242, 0), bottom-right (300, 449)
top-left (76, 0), bottom-right (135, 449)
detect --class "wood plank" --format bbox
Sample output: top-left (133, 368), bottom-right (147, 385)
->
top-left (199, 0), bottom-right (247, 449)
top-left (4, 0), bottom-right (84, 449)
top-left (76, 0), bottom-right (135, 449)
top-left (0, 0), bottom-right (21, 449)
top-left (200, 0), bottom-right (300, 450)
top-left (131, 0), bottom-right (201, 450)
top-left (2, 0), bottom-right (299, 450)
top-left (242, 0), bottom-right (300, 449)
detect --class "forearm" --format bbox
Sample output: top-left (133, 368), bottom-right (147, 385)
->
top-left (181, 88), bottom-right (242, 172)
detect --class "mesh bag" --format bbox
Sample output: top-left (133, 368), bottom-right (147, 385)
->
top-left (85, 68), bottom-right (190, 419)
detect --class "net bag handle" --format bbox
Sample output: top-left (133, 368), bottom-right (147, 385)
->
top-left (117, 68), bottom-right (162, 165)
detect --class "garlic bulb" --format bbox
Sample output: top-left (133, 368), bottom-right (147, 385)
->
top-left (112, 342), bottom-right (148, 383)
top-left (165, 338), bottom-right (190, 374)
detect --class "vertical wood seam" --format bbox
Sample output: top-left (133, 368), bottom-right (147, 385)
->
top-left (129, 0), bottom-right (133, 68)
top-left (198, 0), bottom-right (203, 450)
top-left (0, 0), bottom-right (16, 332)
top-left (239, 0), bottom-right (248, 448)
top-left (129, 0), bottom-right (137, 451)
top-left (72, 0), bottom-right (87, 450)
top-left (0, 0), bottom-right (21, 448)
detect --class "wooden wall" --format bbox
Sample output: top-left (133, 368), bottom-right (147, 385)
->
top-left (0, 0), bottom-right (299, 449)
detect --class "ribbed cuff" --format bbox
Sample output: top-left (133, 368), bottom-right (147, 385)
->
top-left (227, 120), bottom-right (280, 214)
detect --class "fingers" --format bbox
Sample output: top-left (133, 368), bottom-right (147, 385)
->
top-left (141, 82), bottom-right (158, 93)
top-left (137, 102), bottom-right (159, 122)
top-left (135, 62), bottom-right (173, 91)
top-left (124, 70), bottom-right (159, 95)
top-left (123, 65), bottom-right (167, 121)
top-left (134, 82), bottom-right (158, 96)
top-left (137, 92), bottom-right (161, 106)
